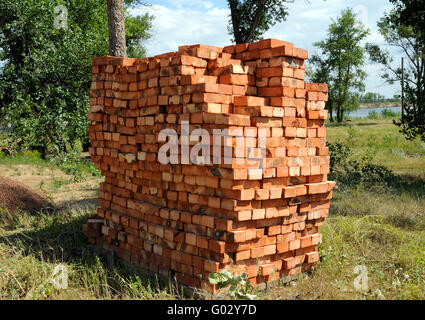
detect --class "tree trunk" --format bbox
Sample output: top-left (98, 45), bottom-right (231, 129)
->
top-left (107, 0), bottom-right (127, 57)
top-left (337, 106), bottom-right (343, 122)
top-left (228, 0), bottom-right (242, 44)
top-left (82, 140), bottom-right (91, 152)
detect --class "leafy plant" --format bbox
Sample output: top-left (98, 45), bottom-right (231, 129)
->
top-left (327, 141), bottom-right (352, 171)
top-left (367, 2), bottom-right (425, 142)
top-left (328, 138), bottom-right (400, 190)
top-left (381, 108), bottom-right (400, 119)
top-left (47, 151), bottom-right (100, 182)
top-left (368, 110), bottom-right (379, 120)
top-left (227, 0), bottom-right (289, 44)
top-left (208, 270), bottom-right (257, 300)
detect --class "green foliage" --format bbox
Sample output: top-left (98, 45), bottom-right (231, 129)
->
top-left (389, 0), bottom-right (425, 43)
top-left (208, 270), bottom-right (257, 300)
top-left (47, 151), bottom-right (101, 182)
top-left (327, 141), bottom-right (351, 171)
top-left (367, 110), bottom-right (379, 120)
top-left (327, 138), bottom-right (400, 190)
top-left (381, 108), bottom-right (401, 119)
top-left (310, 8), bottom-right (369, 122)
top-left (0, 150), bottom-right (45, 166)
top-left (0, 0), bottom-right (153, 156)
top-left (359, 92), bottom-right (387, 104)
top-left (227, 0), bottom-right (289, 44)
top-left (125, 3), bottom-right (153, 58)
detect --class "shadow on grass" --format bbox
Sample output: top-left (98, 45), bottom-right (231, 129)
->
top-left (396, 173), bottom-right (425, 196)
top-left (330, 167), bottom-right (425, 199)
top-left (329, 170), bottom-right (425, 231)
top-left (0, 211), bottom-right (180, 299)
top-left (58, 197), bottom-right (98, 210)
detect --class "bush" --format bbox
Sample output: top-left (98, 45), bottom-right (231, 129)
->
top-left (328, 141), bottom-right (352, 171)
top-left (327, 141), bottom-right (400, 190)
top-left (367, 110), bottom-right (380, 120)
top-left (381, 108), bottom-right (401, 119)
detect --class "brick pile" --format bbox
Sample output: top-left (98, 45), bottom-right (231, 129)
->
top-left (83, 38), bottom-right (336, 294)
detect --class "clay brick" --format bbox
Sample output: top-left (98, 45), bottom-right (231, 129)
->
top-left (235, 250), bottom-right (251, 261)
top-left (87, 38), bottom-right (334, 294)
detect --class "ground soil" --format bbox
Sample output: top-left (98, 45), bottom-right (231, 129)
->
top-left (0, 175), bottom-right (50, 214)
top-left (0, 164), bottom-right (101, 211)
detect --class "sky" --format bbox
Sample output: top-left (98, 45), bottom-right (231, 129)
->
top-left (131, 0), bottom-right (405, 98)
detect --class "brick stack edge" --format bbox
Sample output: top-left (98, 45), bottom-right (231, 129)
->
top-left (83, 38), bottom-right (336, 294)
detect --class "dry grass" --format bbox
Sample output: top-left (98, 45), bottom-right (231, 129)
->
top-left (1, 119), bottom-right (424, 300)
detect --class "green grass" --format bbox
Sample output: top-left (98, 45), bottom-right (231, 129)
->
top-left (0, 207), bottom-right (180, 299)
top-left (0, 150), bottom-right (47, 167)
top-left (1, 119), bottom-right (424, 300)
top-left (0, 150), bottom-right (101, 183)
top-left (326, 119), bottom-right (425, 175)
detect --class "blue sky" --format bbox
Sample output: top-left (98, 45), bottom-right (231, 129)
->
top-left (131, 0), bottom-right (403, 98)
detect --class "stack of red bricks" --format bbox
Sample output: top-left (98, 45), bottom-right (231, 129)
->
top-left (84, 38), bottom-right (336, 294)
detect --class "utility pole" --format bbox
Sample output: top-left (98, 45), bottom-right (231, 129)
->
top-left (401, 57), bottom-right (404, 121)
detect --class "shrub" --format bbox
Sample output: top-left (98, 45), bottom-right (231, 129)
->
top-left (381, 108), bottom-right (401, 119)
top-left (327, 141), bottom-right (400, 190)
top-left (367, 110), bottom-right (380, 120)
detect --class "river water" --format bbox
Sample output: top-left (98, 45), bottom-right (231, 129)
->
top-left (332, 106), bottom-right (402, 119)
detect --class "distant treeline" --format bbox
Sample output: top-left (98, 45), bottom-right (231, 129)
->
top-left (357, 92), bottom-right (401, 104)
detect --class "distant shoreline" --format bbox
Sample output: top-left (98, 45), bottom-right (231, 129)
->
top-left (359, 102), bottom-right (401, 109)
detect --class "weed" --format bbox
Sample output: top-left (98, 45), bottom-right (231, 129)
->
top-left (208, 270), bottom-right (257, 300)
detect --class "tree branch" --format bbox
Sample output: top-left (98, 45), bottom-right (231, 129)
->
top-left (245, 0), bottom-right (267, 43)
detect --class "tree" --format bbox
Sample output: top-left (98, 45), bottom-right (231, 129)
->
top-left (227, 0), bottom-right (289, 44)
top-left (309, 8), bottom-right (369, 122)
top-left (367, 1), bottom-right (425, 141)
top-left (125, 12), bottom-right (153, 58)
top-left (0, 0), bottom-right (152, 157)
top-left (359, 92), bottom-right (386, 104)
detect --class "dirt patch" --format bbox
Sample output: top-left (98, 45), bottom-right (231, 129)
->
top-left (0, 164), bottom-right (101, 210)
top-left (0, 176), bottom-right (50, 214)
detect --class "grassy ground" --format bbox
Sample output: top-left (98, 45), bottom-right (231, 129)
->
top-left (0, 152), bottom-right (180, 299)
top-left (0, 117), bottom-right (424, 300)
top-left (263, 118), bottom-right (425, 300)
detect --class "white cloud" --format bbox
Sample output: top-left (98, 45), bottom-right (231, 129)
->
top-left (132, 0), bottom-right (402, 97)
top-left (262, 0), bottom-right (401, 97)
top-left (132, 4), bottom-right (231, 56)
top-left (165, 0), bottom-right (214, 10)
